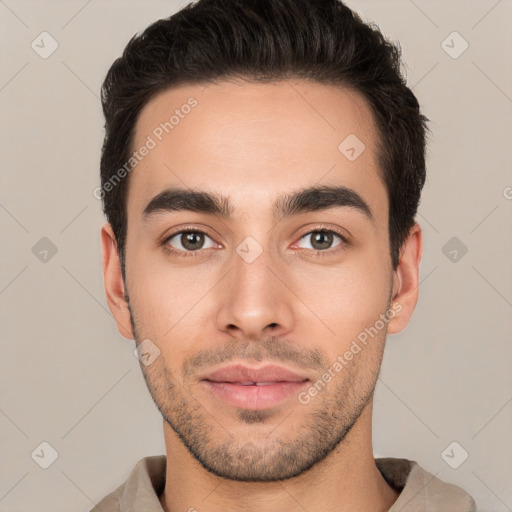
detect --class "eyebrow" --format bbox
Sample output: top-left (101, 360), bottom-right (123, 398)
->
top-left (142, 184), bottom-right (374, 223)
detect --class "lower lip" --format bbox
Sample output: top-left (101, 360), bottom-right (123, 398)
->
top-left (202, 380), bottom-right (309, 410)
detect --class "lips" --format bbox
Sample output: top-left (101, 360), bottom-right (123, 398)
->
top-left (201, 363), bottom-right (310, 385)
top-left (200, 363), bottom-right (311, 410)
top-left (229, 381), bottom-right (284, 386)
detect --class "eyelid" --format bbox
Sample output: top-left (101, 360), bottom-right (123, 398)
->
top-left (295, 224), bottom-right (349, 240)
top-left (162, 225), bottom-right (219, 244)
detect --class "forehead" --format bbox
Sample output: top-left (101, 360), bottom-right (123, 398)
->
top-left (128, 80), bottom-right (387, 223)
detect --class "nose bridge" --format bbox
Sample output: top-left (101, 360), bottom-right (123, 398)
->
top-left (234, 236), bottom-right (275, 298)
top-left (215, 233), bottom-right (294, 339)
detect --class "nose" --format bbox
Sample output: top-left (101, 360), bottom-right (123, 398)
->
top-left (215, 243), bottom-right (295, 341)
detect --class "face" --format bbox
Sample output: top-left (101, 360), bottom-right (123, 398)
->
top-left (102, 79), bottom-right (421, 482)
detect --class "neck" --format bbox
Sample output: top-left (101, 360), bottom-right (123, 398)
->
top-left (159, 403), bottom-right (399, 512)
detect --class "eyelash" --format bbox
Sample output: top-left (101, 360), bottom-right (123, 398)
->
top-left (161, 225), bottom-right (349, 258)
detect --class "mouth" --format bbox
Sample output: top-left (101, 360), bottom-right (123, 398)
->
top-left (200, 363), bottom-right (311, 410)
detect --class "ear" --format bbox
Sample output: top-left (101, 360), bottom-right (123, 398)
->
top-left (387, 223), bottom-right (423, 335)
top-left (100, 223), bottom-right (134, 339)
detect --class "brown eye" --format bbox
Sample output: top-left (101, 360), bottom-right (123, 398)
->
top-left (182, 232), bottom-right (204, 250)
top-left (297, 230), bottom-right (343, 251)
top-left (166, 231), bottom-right (214, 252)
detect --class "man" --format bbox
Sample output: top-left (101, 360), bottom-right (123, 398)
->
top-left (94, 0), bottom-right (476, 510)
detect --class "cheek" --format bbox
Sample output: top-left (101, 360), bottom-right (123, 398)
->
top-left (292, 255), bottom-right (391, 343)
top-left (127, 250), bottom-right (216, 337)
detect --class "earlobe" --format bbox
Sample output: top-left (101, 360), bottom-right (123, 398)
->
top-left (387, 223), bottom-right (423, 335)
top-left (100, 223), bottom-right (134, 339)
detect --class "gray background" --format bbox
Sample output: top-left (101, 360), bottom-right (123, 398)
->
top-left (1, 0), bottom-right (511, 510)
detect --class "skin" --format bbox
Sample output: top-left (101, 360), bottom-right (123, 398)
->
top-left (102, 79), bottom-right (422, 512)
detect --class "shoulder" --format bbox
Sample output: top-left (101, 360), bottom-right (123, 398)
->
top-left (376, 457), bottom-right (476, 512)
top-left (89, 455), bottom-right (167, 512)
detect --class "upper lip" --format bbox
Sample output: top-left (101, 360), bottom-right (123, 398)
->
top-left (201, 363), bottom-right (310, 383)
